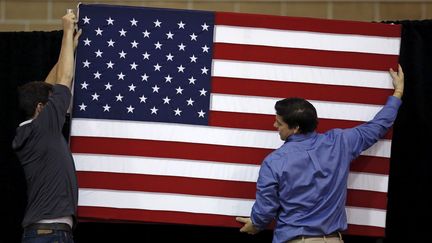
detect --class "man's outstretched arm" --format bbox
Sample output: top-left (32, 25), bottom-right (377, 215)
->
top-left (55, 11), bottom-right (77, 89)
top-left (44, 12), bottom-right (81, 86)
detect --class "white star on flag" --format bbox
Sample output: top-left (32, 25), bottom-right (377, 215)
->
top-left (119, 29), bottom-right (127, 36)
top-left (131, 40), bottom-right (139, 48)
top-left (80, 82), bottom-right (89, 89)
top-left (106, 61), bottom-right (114, 69)
top-left (141, 74), bottom-right (149, 81)
top-left (142, 30), bottom-right (150, 38)
top-left (177, 21), bottom-right (185, 29)
top-left (117, 72), bottom-right (125, 80)
top-left (107, 39), bottom-right (115, 47)
top-left (79, 102), bottom-right (87, 111)
top-left (201, 23), bottom-right (209, 31)
top-left (104, 83), bottom-right (112, 90)
top-left (186, 98), bottom-right (194, 106)
top-left (152, 85), bottom-right (160, 93)
top-left (95, 49), bottom-right (103, 57)
top-left (82, 16), bottom-right (90, 24)
top-left (84, 38), bottom-right (91, 46)
top-left (128, 84), bottom-right (136, 91)
top-left (130, 62), bottom-right (138, 70)
top-left (174, 108), bottom-right (182, 116)
top-left (150, 106), bottom-right (158, 114)
top-left (142, 52), bottom-right (150, 60)
top-left (126, 105), bottom-right (135, 113)
top-left (91, 92), bottom-right (100, 101)
top-left (82, 60), bottom-right (91, 68)
top-left (130, 18), bottom-right (138, 26)
top-left (154, 19), bottom-right (162, 27)
top-left (166, 53), bottom-right (174, 61)
top-left (163, 96), bottom-right (171, 104)
top-left (166, 31), bottom-right (174, 39)
top-left (119, 50), bottom-right (127, 58)
top-left (115, 94), bottom-right (123, 102)
top-left (178, 43), bottom-right (186, 51)
top-left (139, 95), bottom-right (147, 103)
top-left (103, 104), bottom-right (111, 112)
top-left (95, 27), bottom-right (103, 35)
top-left (106, 17), bottom-right (114, 25)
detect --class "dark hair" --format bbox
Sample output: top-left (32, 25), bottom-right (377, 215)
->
top-left (18, 81), bottom-right (53, 119)
top-left (274, 97), bottom-right (318, 134)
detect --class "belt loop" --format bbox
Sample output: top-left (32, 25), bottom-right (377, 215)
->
top-left (302, 236), bottom-right (305, 243)
top-left (338, 231), bottom-right (342, 240)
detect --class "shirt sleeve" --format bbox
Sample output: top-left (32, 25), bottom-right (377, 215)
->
top-left (251, 158), bottom-right (280, 230)
top-left (34, 84), bottom-right (72, 132)
top-left (343, 96), bottom-right (402, 158)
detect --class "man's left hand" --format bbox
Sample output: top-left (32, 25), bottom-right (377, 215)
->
top-left (236, 217), bottom-right (260, 235)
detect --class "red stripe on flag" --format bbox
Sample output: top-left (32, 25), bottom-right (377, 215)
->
top-left (215, 12), bottom-right (401, 38)
top-left (213, 43), bottom-right (398, 71)
top-left (71, 137), bottom-right (389, 174)
top-left (346, 189), bottom-right (387, 210)
top-left (344, 224), bottom-right (385, 237)
top-left (78, 206), bottom-right (251, 228)
top-left (209, 111), bottom-right (393, 139)
top-left (351, 156), bottom-right (389, 174)
top-left (77, 171), bottom-right (255, 199)
top-left (71, 137), bottom-right (269, 165)
top-left (77, 172), bottom-right (388, 209)
top-left (211, 77), bottom-right (393, 105)
top-left (77, 206), bottom-right (385, 237)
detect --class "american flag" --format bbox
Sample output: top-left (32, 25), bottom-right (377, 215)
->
top-left (70, 3), bottom-right (401, 237)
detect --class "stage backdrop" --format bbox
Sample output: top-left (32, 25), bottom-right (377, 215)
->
top-left (69, 3), bottom-right (401, 237)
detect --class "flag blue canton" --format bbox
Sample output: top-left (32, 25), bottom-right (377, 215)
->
top-left (73, 4), bottom-right (214, 125)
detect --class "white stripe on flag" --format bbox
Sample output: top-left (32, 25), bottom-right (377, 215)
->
top-left (78, 188), bottom-right (386, 227)
top-left (214, 25), bottom-right (401, 55)
top-left (212, 60), bottom-right (394, 89)
top-left (362, 139), bottom-right (392, 158)
top-left (346, 206), bottom-right (386, 228)
top-left (348, 172), bottom-right (388, 192)
top-left (211, 93), bottom-right (384, 121)
top-left (70, 119), bottom-right (391, 158)
top-left (78, 188), bottom-right (253, 216)
top-left (74, 153), bottom-right (389, 192)
top-left (73, 153), bottom-right (260, 182)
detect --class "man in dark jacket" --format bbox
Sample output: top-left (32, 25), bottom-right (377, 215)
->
top-left (13, 10), bottom-right (81, 243)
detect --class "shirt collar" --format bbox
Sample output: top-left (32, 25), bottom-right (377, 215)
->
top-left (285, 132), bottom-right (316, 143)
top-left (19, 119), bottom-right (33, 127)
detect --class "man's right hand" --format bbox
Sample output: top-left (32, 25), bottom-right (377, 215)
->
top-left (62, 11), bottom-right (76, 34)
top-left (56, 10), bottom-right (77, 89)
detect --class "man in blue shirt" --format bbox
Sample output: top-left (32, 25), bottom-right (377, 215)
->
top-left (236, 65), bottom-right (404, 243)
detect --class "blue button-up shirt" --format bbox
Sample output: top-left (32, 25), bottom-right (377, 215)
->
top-left (251, 96), bottom-right (401, 243)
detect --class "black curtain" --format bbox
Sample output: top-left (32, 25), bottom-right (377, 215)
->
top-left (385, 20), bottom-right (432, 243)
top-left (0, 31), bottom-right (62, 243)
top-left (1, 20), bottom-right (431, 242)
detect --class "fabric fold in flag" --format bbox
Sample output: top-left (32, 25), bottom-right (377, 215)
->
top-left (71, 3), bottom-right (401, 237)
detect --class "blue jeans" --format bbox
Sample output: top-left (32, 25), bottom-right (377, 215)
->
top-left (22, 228), bottom-right (74, 243)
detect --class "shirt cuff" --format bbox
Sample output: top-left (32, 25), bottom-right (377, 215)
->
top-left (387, 95), bottom-right (402, 108)
top-left (250, 213), bottom-right (265, 231)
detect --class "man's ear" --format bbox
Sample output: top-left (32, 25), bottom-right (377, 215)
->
top-left (34, 102), bottom-right (44, 118)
